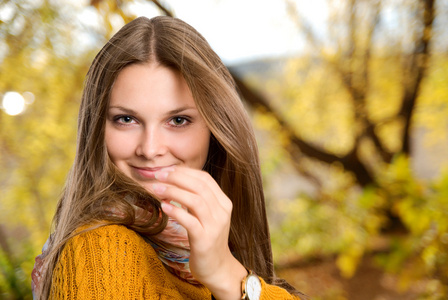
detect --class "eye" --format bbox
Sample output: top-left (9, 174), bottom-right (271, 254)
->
top-left (169, 116), bottom-right (189, 127)
top-left (115, 115), bottom-right (136, 124)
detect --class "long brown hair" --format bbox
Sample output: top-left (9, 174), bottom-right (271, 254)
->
top-left (38, 16), bottom-right (299, 298)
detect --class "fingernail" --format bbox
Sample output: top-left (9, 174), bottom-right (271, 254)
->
top-left (152, 183), bottom-right (166, 194)
top-left (155, 171), bottom-right (169, 180)
top-left (161, 201), bottom-right (172, 212)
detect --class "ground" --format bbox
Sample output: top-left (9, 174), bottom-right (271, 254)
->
top-left (276, 255), bottom-right (427, 300)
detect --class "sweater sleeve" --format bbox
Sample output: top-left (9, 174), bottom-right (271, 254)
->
top-left (50, 225), bottom-right (177, 299)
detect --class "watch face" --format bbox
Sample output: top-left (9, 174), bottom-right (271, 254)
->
top-left (246, 275), bottom-right (261, 300)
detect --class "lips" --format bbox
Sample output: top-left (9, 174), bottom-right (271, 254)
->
top-left (131, 165), bottom-right (173, 179)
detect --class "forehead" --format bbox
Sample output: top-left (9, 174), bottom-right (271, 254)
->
top-left (109, 63), bottom-right (196, 110)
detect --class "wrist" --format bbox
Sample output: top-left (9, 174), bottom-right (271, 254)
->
top-left (205, 256), bottom-right (247, 300)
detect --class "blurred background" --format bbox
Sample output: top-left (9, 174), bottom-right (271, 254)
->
top-left (1, 0), bottom-right (447, 299)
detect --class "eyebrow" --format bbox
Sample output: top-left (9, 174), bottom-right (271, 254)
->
top-left (108, 105), bottom-right (197, 116)
top-left (108, 106), bottom-right (137, 115)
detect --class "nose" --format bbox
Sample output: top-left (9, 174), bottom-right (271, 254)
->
top-left (135, 126), bottom-right (168, 160)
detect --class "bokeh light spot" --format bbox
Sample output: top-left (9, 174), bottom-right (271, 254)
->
top-left (2, 91), bottom-right (26, 115)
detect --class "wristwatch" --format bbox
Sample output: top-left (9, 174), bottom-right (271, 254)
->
top-left (241, 270), bottom-right (262, 300)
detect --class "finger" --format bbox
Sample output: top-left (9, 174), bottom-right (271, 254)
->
top-left (156, 166), bottom-right (219, 194)
top-left (175, 167), bottom-right (233, 214)
top-left (155, 167), bottom-right (229, 210)
top-left (152, 182), bottom-right (213, 222)
top-left (153, 180), bottom-right (233, 243)
top-left (161, 201), bottom-right (203, 239)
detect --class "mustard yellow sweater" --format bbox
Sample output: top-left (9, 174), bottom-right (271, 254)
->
top-left (50, 225), bottom-right (301, 299)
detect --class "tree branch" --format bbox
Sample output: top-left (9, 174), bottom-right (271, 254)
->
top-left (230, 69), bottom-right (374, 186)
top-left (150, 0), bottom-right (174, 17)
top-left (90, 0), bottom-right (174, 17)
top-left (399, 0), bottom-right (435, 154)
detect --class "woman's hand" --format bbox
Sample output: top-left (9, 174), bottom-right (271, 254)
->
top-left (152, 166), bottom-right (247, 300)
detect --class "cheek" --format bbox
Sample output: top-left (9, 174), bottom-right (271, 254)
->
top-left (105, 129), bottom-right (132, 162)
top-left (173, 128), bottom-right (210, 167)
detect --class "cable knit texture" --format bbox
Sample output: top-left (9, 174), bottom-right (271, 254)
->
top-left (50, 225), bottom-right (301, 299)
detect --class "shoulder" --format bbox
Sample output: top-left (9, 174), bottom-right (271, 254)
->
top-left (65, 224), bottom-right (158, 261)
top-left (74, 223), bottom-right (146, 240)
top-left (73, 224), bottom-right (148, 242)
top-left (51, 225), bottom-right (166, 298)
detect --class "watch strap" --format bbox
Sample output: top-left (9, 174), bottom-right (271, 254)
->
top-left (241, 269), bottom-right (252, 299)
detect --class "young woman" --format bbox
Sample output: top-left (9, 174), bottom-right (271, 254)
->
top-left (32, 16), bottom-right (305, 299)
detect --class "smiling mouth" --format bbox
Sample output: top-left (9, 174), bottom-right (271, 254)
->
top-left (131, 165), bottom-right (173, 179)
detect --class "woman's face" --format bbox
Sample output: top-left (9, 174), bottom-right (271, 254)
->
top-left (105, 63), bottom-right (210, 190)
